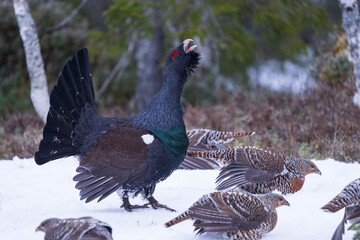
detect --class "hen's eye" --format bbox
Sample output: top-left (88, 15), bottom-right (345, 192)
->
top-left (172, 50), bottom-right (179, 60)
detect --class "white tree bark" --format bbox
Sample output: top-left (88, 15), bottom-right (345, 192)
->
top-left (13, 0), bottom-right (49, 123)
top-left (338, 0), bottom-right (360, 108)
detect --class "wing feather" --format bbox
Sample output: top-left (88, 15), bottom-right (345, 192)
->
top-left (73, 120), bottom-right (151, 202)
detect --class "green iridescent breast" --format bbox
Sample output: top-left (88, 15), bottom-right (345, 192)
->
top-left (151, 128), bottom-right (189, 156)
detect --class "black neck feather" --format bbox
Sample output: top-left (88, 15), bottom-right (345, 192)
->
top-left (131, 72), bottom-right (185, 131)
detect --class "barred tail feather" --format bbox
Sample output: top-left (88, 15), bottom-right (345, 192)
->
top-left (186, 149), bottom-right (235, 165)
top-left (164, 211), bottom-right (191, 228)
top-left (35, 48), bottom-right (96, 165)
top-left (322, 196), bottom-right (352, 213)
top-left (187, 129), bottom-right (255, 146)
top-left (222, 131), bottom-right (255, 139)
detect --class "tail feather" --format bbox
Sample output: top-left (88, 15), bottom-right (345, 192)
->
top-left (35, 48), bottom-right (96, 165)
top-left (164, 211), bottom-right (191, 228)
top-left (187, 129), bottom-right (255, 147)
top-left (322, 179), bottom-right (360, 213)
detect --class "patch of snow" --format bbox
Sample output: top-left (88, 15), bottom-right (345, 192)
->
top-left (0, 157), bottom-right (359, 239)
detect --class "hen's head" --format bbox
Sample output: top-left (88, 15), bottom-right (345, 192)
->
top-left (262, 193), bottom-right (290, 209)
top-left (165, 39), bottom-right (200, 79)
top-left (299, 159), bottom-right (321, 177)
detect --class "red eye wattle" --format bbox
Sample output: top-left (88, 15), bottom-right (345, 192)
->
top-left (172, 50), bottom-right (179, 60)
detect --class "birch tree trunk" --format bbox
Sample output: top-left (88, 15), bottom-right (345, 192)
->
top-left (13, 0), bottom-right (50, 122)
top-left (338, 0), bottom-right (360, 108)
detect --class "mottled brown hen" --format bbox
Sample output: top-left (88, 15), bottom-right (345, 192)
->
top-left (165, 190), bottom-right (289, 239)
top-left (36, 216), bottom-right (113, 240)
top-left (187, 146), bottom-right (321, 194)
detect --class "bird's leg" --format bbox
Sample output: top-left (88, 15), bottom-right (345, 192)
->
top-left (120, 192), bottom-right (149, 212)
top-left (145, 196), bottom-right (176, 212)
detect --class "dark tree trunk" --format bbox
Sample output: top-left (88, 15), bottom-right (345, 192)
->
top-left (134, 5), bottom-right (164, 112)
top-left (82, 0), bottom-right (112, 31)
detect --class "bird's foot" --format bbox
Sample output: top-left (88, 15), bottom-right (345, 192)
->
top-left (145, 196), bottom-right (176, 212)
top-left (121, 197), bottom-right (149, 212)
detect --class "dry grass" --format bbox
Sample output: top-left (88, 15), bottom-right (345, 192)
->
top-left (0, 113), bottom-right (43, 159)
top-left (1, 81), bottom-right (359, 163)
top-left (185, 84), bottom-right (360, 162)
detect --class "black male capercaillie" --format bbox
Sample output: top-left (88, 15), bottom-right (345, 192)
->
top-left (35, 39), bottom-right (200, 211)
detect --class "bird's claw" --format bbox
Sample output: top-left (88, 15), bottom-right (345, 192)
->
top-left (121, 196), bottom-right (149, 212)
top-left (146, 196), bottom-right (176, 212)
top-left (144, 202), bottom-right (176, 212)
top-left (121, 203), bottom-right (149, 212)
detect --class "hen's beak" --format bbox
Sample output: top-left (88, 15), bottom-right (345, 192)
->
top-left (35, 226), bottom-right (45, 232)
top-left (183, 39), bottom-right (197, 53)
top-left (282, 199), bottom-right (290, 207)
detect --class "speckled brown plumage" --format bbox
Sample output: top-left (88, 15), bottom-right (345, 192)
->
top-left (186, 129), bottom-right (255, 148)
top-left (180, 129), bottom-right (255, 170)
top-left (165, 191), bottom-right (289, 240)
top-left (36, 216), bottom-right (113, 240)
top-left (321, 178), bottom-right (360, 240)
top-left (187, 146), bottom-right (321, 194)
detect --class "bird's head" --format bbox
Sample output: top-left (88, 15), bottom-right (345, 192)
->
top-left (264, 193), bottom-right (290, 209)
top-left (164, 39), bottom-right (200, 81)
top-left (35, 218), bottom-right (60, 232)
top-left (299, 159), bottom-right (321, 177)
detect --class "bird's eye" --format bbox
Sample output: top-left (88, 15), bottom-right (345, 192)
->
top-left (172, 50), bottom-right (179, 60)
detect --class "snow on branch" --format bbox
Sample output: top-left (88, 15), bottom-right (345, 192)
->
top-left (338, 0), bottom-right (360, 108)
top-left (13, 0), bottom-right (50, 123)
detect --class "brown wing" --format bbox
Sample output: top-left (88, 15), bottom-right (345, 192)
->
top-left (234, 146), bottom-right (286, 174)
top-left (82, 226), bottom-right (113, 240)
top-left (73, 121), bottom-right (151, 203)
top-left (216, 162), bottom-right (275, 190)
top-left (80, 217), bottom-right (113, 240)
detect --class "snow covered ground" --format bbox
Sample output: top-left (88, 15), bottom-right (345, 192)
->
top-left (0, 157), bottom-right (359, 240)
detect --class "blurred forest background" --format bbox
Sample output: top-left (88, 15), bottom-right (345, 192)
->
top-left (1, 0), bottom-right (359, 163)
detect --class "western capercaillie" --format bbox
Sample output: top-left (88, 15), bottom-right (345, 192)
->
top-left (35, 39), bottom-right (200, 211)
top-left (187, 146), bottom-right (321, 194)
top-left (36, 217), bottom-right (113, 240)
top-left (165, 190), bottom-right (289, 240)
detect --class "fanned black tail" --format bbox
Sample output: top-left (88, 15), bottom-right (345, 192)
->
top-left (35, 48), bottom-right (96, 165)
